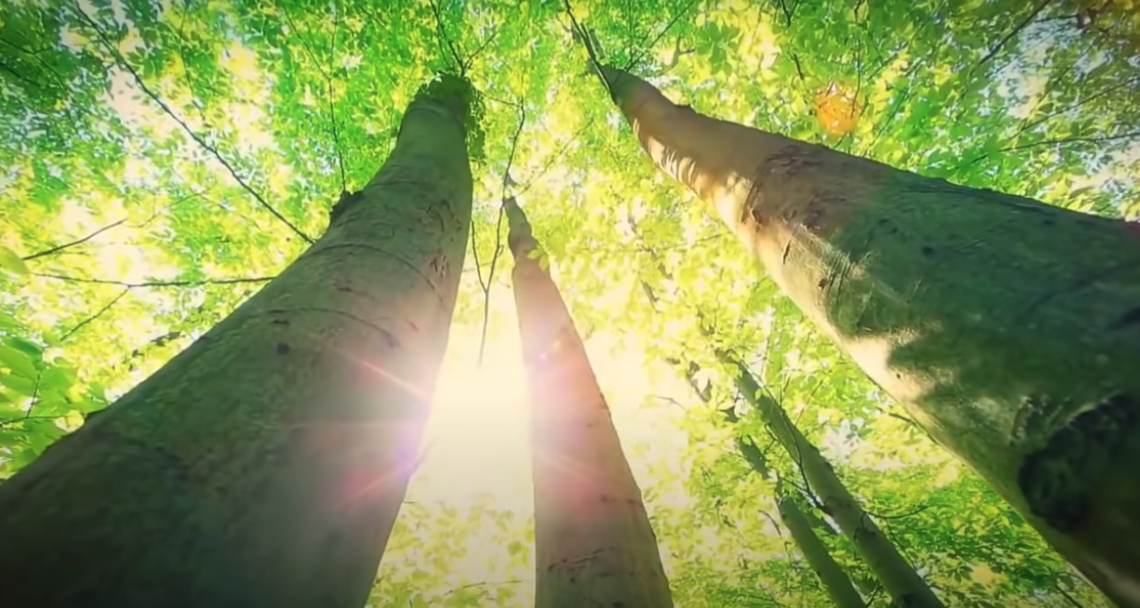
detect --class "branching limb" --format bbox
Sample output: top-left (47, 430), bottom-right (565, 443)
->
top-left (59, 288), bottom-right (130, 343)
top-left (33, 273), bottom-right (275, 288)
top-left (71, 2), bottom-right (315, 245)
top-left (472, 96), bottom-right (526, 366)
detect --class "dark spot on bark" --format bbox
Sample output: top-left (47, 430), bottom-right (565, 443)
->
top-left (1043, 218), bottom-right (1055, 226)
top-left (1018, 392), bottom-right (1139, 531)
top-left (626, 498), bottom-right (641, 509)
top-left (336, 283), bottom-right (352, 292)
top-left (599, 494), bottom-right (614, 503)
top-left (613, 602), bottom-right (625, 607)
top-left (782, 243), bottom-right (792, 265)
top-left (271, 318), bottom-right (289, 325)
top-left (546, 563), bottom-right (555, 572)
top-left (379, 330), bottom-right (400, 349)
top-left (765, 145), bottom-right (823, 177)
top-left (276, 342), bottom-right (290, 354)
top-left (569, 576), bottom-right (576, 583)
top-left (921, 246), bottom-right (935, 256)
top-left (329, 190), bottom-right (363, 225)
top-left (1108, 306), bottom-right (1140, 330)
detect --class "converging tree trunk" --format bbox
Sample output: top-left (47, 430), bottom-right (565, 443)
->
top-left (504, 197), bottom-right (673, 608)
top-left (725, 357), bottom-right (943, 608)
top-left (600, 64), bottom-right (1140, 607)
top-left (0, 75), bottom-right (477, 608)
top-left (676, 360), bottom-right (867, 608)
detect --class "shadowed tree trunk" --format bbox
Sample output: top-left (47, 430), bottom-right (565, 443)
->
top-left (504, 197), bottom-right (673, 608)
top-left (724, 358), bottom-right (942, 608)
top-left (600, 63), bottom-right (1140, 608)
top-left (0, 74), bottom-right (477, 608)
top-left (675, 359), bottom-right (867, 608)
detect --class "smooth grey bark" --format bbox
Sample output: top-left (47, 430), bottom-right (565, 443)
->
top-left (0, 74), bottom-right (476, 608)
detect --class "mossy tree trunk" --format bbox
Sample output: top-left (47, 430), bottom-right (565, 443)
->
top-left (0, 75), bottom-right (477, 608)
top-left (504, 197), bottom-right (673, 608)
top-left (601, 64), bottom-right (1140, 607)
top-left (677, 360), bottom-right (867, 608)
top-left (727, 358), bottom-right (943, 608)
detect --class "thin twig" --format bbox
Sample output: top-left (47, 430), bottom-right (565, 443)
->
top-left (282, 8), bottom-right (348, 194)
top-left (562, 0), bottom-right (610, 94)
top-left (966, 129), bottom-right (1140, 166)
top-left (428, 0), bottom-right (465, 74)
top-left (970, 0), bottom-right (1051, 77)
top-left (33, 273), bottom-right (275, 288)
top-left (22, 219), bottom-right (127, 261)
top-left (474, 97), bottom-right (526, 366)
top-left (624, 0), bottom-right (701, 71)
top-left (59, 288), bottom-right (130, 342)
top-left (72, 2), bottom-right (315, 245)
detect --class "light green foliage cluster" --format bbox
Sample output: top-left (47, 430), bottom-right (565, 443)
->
top-left (414, 72), bottom-right (487, 163)
top-left (1, 0), bottom-right (1137, 605)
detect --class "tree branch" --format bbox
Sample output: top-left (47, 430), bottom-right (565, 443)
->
top-left (33, 273), bottom-right (275, 288)
top-left (72, 2), bottom-right (315, 245)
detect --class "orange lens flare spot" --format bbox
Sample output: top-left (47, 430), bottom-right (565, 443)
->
top-left (814, 82), bottom-right (862, 137)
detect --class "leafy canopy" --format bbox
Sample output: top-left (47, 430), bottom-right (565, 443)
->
top-left (1, 0), bottom-right (1138, 605)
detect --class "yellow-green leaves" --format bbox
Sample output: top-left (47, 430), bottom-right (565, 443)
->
top-left (0, 245), bottom-right (28, 278)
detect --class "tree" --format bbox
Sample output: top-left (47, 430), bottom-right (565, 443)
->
top-left (597, 62), bottom-right (1140, 606)
top-left (676, 358), bottom-right (868, 608)
top-left (0, 74), bottom-right (478, 608)
top-left (3, 0), bottom-right (1136, 606)
top-left (724, 356), bottom-right (942, 608)
top-left (504, 196), bottom-right (673, 608)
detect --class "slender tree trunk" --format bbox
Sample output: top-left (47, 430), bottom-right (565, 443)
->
top-left (601, 64), bottom-right (1140, 607)
top-left (676, 359), bottom-right (867, 608)
top-left (0, 75), bottom-right (477, 608)
top-left (726, 358), bottom-right (943, 608)
top-left (504, 197), bottom-right (673, 608)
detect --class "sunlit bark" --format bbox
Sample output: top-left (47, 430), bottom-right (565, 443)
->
top-left (603, 64), bottom-right (1140, 607)
top-left (505, 197), bottom-right (673, 608)
top-left (0, 74), bottom-right (476, 608)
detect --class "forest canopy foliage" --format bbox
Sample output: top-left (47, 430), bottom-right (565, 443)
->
top-left (2, 0), bottom-right (1139, 606)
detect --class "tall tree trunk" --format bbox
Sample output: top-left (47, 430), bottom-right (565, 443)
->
top-left (726, 358), bottom-right (943, 608)
top-left (600, 64), bottom-right (1140, 607)
top-left (0, 74), bottom-right (477, 608)
top-left (504, 197), bottom-right (673, 608)
top-left (676, 359), bottom-right (867, 608)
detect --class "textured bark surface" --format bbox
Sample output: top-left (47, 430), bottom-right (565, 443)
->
top-left (0, 75), bottom-right (475, 608)
top-left (604, 64), bottom-right (1140, 607)
top-left (505, 198), bottom-right (673, 608)
top-left (730, 362), bottom-right (942, 608)
top-left (779, 494), bottom-right (867, 608)
top-left (718, 386), bottom-right (867, 608)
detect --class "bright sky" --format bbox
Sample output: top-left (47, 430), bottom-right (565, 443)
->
top-left (416, 302), bottom-right (693, 513)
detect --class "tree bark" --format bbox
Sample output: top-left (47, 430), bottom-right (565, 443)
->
top-left (505, 197), bottom-right (673, 608)
top-left (677, 360), bottom-right (868, 608)
top-left (728, 359), bottom-right (943, 608)
top-left (0, 74), bottom-right (476, 608)
top-left (602, 64), bottom-right (1140, 607)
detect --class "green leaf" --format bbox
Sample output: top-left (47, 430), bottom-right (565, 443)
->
top-left (0, 245), bottom-right (28, 276)
top-left (38, 365), bottom-right (75, 393)
top-left (0, 344), bottom-right (37, 378)
top-left (0, 373), bottom-right (37, 396)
